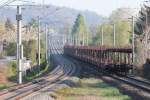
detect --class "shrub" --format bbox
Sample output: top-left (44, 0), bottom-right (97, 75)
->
top-left (143, 59), bottom-right (150, 79)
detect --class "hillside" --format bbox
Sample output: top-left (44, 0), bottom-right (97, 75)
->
top-left (0, 5), bottom-right (107, 34)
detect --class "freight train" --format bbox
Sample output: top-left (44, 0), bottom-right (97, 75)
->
top-left (64, 45), bottom-right (133, 75)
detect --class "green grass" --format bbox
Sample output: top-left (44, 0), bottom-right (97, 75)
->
top-left (0, 84), bottom-right (8, 90)
top-left (7, 61), bottom-right (17, 82)
top-left (55, 78), bottom-right (131, 100)
top-left (24, 60), bottom-right (49, 81)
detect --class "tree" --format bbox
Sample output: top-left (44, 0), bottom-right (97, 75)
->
top-left (28, 18), bottom-right (38, 28)
top-left (0, 22), bottom-right (5, 41)
top-left (115, 21), bottom-right (131, 46)
top-left (93, 21), bottom-right (131, 47)
top-left (23, 40), bottom-right (36, 65)
top-left (5, 18), bottom-right (15, 31)
top-left (71, 14), bottom-right (88, 45)
top-left (5, 42), bottom-right (16, 56)
top-left (109, 8), bottom-right (135, 23)
top-left (134, 4), bottom-right (150, 73)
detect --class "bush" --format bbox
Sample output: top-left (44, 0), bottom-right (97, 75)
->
top-left (8, 61), bottom-right (17, 75)
top-left (5, 42), bottom-right (16, 56)
top-left (143, 59), bottom-right (150, 79)
top-left (7, 61), bottom-right (17, 82)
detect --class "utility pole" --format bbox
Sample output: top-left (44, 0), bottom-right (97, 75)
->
top-left (45, 24), bottom-right (48, 64)
top-left (72, 35), bottom-right (73, 45)
top-left (113, 24), bottom-right (116, 47)
top-left (82, 33), bottom-right (84, 46)
top-left (146, 12), bottom-right (148, 59)
top-left (37, 16), bottom-right (41, 72)
top-left (101, 27), bottom-right (104, 46)
top-left (70, 35), bottom-right (71, 45)
top-left (86, 33), bottom-right (88, 46)
top-left (76, 34), bottom-right (79, 46)
top-left (132, 16), bottom-right (135, 66)
top-left (16, 5), bottom-right (22, 84)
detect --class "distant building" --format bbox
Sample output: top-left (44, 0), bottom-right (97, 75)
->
top-left (22, 59), bottom-right (32, 76)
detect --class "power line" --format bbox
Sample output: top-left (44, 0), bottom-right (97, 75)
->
top-left (0, 0), bottom-right (16, 6)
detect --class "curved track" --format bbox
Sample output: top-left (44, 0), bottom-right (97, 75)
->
top-left (0, 37), bottom-right (78, 100)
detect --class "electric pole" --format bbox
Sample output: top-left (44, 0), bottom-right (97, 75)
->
top-left (82, 33), bottom-right (84, 46)
top-left (132, 16), bottom-right (135, 66)
top-left (38, 16), bottom-right (41, 72)
top-left (86, 33), bottom-right (88, 46)
top-left (16, 5), bottom-right (22, 84)
top-left (45, 24), bottom-right (48, 64)
top-left (101, 27), bottom-right (104, 46)
top-left (146, 12), bottom-right (148, 59)
top-left (113, 24), bottom-right (116, 47)
top-left (76, 34), bottom-right (79, 46)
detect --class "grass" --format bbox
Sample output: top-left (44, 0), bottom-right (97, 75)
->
top-left (54, 78), bottom-right (131, 100)
top-left (24, 60), bottom-right (49, 81)
top-left (7, 58), bottom-right (51, 82)
top-left (7, 61), bottom-right (17, 82)
top-left (0, 84), bottom-right (8, 90)
top-left (24, 66), bottom-right (48, 81)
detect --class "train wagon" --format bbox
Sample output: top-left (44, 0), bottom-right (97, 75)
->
top-left (64, 45), bottom-right (133, 75)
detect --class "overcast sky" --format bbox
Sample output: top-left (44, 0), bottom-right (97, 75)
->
top-left (1, 0), bottom-right (146, 16)
top-left (33, 0), bottom-right (145, 16)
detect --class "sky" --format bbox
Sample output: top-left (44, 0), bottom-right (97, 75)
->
top-left (2, 0), bottom-right (146, 17)
top-left (33, 0), bottom-right (145, 16)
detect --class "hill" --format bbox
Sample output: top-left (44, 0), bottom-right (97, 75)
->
top-left (0, 5), bottom-right (107, 34)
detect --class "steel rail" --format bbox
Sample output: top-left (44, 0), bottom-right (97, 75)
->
top-left (12, 42), bottom-right (76, 100)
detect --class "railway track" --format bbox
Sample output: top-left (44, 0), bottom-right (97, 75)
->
top-left (72, 58), bottom-right (150, 93)
top-left (0, 64), bottom-right (62, 96)
top-left (111, 75), bottom-right (150, 92)
top-left (10, 63), bottom-right (75, 100)
top-left (0, 62), bottom-right (62, 100)
top-left (0, 41), bottom-right (78, 100)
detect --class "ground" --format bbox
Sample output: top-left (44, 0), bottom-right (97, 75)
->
top-left (0, 62), bottom-right (15, 89)
top-left (52, 78), bottom-right (131, 100)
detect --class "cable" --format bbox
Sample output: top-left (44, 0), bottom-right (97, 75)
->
top-left (0, 0), bottom-right (7, 5)
top-left (0, 0), bottom-right (23, 8)
top-left (0, 0), bottom-right (15, 6)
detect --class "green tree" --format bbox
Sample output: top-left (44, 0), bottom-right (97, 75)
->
top-left (92, 8), bottom-right (132, 47)
top-left (115, 21), bottom-right (131, 46)
top-left (5, 42), bottom-right (16, 56)
top-left (23, 40), bottom-right (36, 65)
top-left (94, 21), bottom-right (131, 46)
top-left (28, 18), bottom-right (38, 28)
top-left (92, 24), bottom-right (114, 46)
top-left (71, 14), bottom-right (88, 45)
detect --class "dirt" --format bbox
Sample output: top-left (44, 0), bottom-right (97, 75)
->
top-left (0, 62), bottom-right (9, 84)
top-left (57, 95), bottom-right (102, 100)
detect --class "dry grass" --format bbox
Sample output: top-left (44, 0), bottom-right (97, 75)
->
top-left (0, 62), bottom-right (16, 89)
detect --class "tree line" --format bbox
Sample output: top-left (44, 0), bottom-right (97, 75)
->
top-left (70, 8), bottom-right (132, 47)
